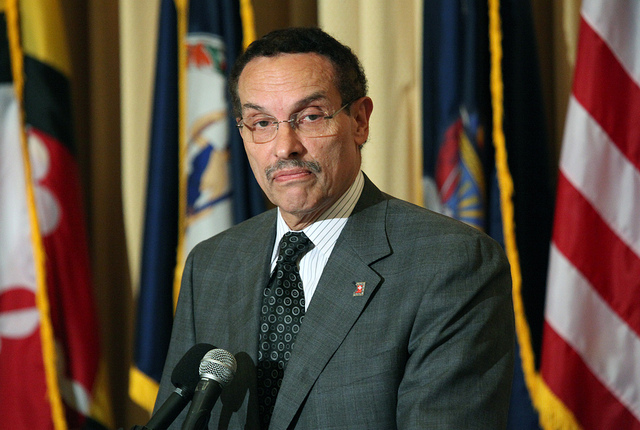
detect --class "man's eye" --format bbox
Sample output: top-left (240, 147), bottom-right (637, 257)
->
top-left (297, 108), bottom-right (326, 124)
top-left (251, 119), bottom-right (274, 129)
top-left (300, 114), bottom-right (322, 122)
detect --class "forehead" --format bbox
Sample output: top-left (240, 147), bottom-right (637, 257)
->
top-left (237, 53), bottom-right (339, 113)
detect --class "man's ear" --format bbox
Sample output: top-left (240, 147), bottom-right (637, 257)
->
top-left (352, 97), bottom-right (373, 146)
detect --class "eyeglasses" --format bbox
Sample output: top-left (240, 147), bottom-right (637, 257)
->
top-left (236, 102), bottom-right (351, 144)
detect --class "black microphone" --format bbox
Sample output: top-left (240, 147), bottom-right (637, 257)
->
top-left (145, 343), bottom-right (215, 430)
top-left (181, 348), bottom-right (237, 430)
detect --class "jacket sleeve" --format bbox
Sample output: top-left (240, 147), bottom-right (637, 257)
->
top-left (396, 233), bottom-right (515, 429)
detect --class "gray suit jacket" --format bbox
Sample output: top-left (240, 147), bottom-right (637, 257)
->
top-left (155, 177), bottom-right (514, 429)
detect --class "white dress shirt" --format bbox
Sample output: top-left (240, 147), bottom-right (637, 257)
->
top-left (271, 171), bottom-right (365, 310)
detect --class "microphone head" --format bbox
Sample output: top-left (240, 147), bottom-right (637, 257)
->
top-left (171, 343), bottom-right (215, 394)
top-left (199, 349), bottom-right (237, 387)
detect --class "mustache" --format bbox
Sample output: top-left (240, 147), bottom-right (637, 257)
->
top-left (265, 159), bottom-right (322, 180)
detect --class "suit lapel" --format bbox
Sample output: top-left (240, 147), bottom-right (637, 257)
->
top-left (228, 212), bottom-right (276, 354)
top-left (270, 178), bottom-right (391, 428)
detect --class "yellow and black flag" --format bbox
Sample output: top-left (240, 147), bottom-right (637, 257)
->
top-left (0, 0), bottom-right (112, 428)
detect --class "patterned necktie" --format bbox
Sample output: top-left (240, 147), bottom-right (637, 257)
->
top-left (257, 231), bottom-right (312, 428)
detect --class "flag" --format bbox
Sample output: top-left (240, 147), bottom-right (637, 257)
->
top-left (422, 0), bottom-right (490, 231)
top-left (539, 0), bottom-right (640, 428)
top-left (489, 1), bottom-right (555, 428)
top-left (128, 0), bottom-right (181, 413)
top-left (130, 0), bottom-right (264, 414)
top-left (0, 1), bottom-right (111, 428)
top-left (423, 1), bottom-right (554, 428)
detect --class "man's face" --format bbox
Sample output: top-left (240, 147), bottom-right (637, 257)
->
top-left (237, 53), bottom-right (372, 230)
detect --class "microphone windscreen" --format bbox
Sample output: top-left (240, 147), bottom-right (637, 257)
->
top-left (171, 343), bottom-right (215, 392)
top-left (199, 349), bottom-right (237, 387)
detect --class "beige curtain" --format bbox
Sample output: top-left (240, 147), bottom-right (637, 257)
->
top-left (118, 1), bottom-right (161, 425)
top-left (318, 0), bottom-right (424, 205)
top-left (552, 0), bottom-right (582, 158)
top-left (120, 0), bottom-right (160, 296)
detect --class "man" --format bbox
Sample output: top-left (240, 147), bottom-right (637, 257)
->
top-left (155, 27), bottom-right (514, 429)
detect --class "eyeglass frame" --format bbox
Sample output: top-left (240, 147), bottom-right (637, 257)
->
top-left (235, 100), bottom-right (354, 144)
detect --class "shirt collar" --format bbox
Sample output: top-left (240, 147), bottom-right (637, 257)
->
top-left (274, 170), bottom-right (364, 257)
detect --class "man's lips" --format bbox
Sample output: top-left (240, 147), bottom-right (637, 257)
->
top-left (271, 168), bottom-right (313, 182)
top-left (265, 160), bottom-right (322, 181)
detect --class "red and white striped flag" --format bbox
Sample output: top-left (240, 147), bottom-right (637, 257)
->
top-left (540, 0), bottom-right (640, 428)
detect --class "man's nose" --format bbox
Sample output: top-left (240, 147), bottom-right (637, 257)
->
top-left (273, 121), bottom-right (304, 158)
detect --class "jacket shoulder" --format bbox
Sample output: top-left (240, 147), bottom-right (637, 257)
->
top-left (190, 208), bottom-right (276, 256)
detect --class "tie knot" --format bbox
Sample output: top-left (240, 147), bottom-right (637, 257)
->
top-left (278, 231), bottom-right (312, 264)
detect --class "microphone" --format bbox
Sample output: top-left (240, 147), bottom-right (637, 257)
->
top-left (145, 343), bottom-right (215, 430)
top-left (181, 348), bottom-right (237, 430)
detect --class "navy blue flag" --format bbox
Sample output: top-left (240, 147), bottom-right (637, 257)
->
top-left (129, 0), bottom-right (180, 413)
top-left (130, 0), bottom-right (263, 413)
top-left (422, 0), bottom-right (492, 232)
top-left (422, 1), bottom-right (553, 428)
top-left (499, 0), bottom-right (554, 360)
top-left (498, 1), bottom-right (554, 426)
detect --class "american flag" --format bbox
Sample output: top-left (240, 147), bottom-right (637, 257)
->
top-left (539, 0), bottom-right (640, 428)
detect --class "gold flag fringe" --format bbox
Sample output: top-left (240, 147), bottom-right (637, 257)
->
top-left (173, 0), bottom-right (189, 309)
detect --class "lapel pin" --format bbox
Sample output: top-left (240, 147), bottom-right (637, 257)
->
top-left (353, 282), bottom-right (366, 296)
